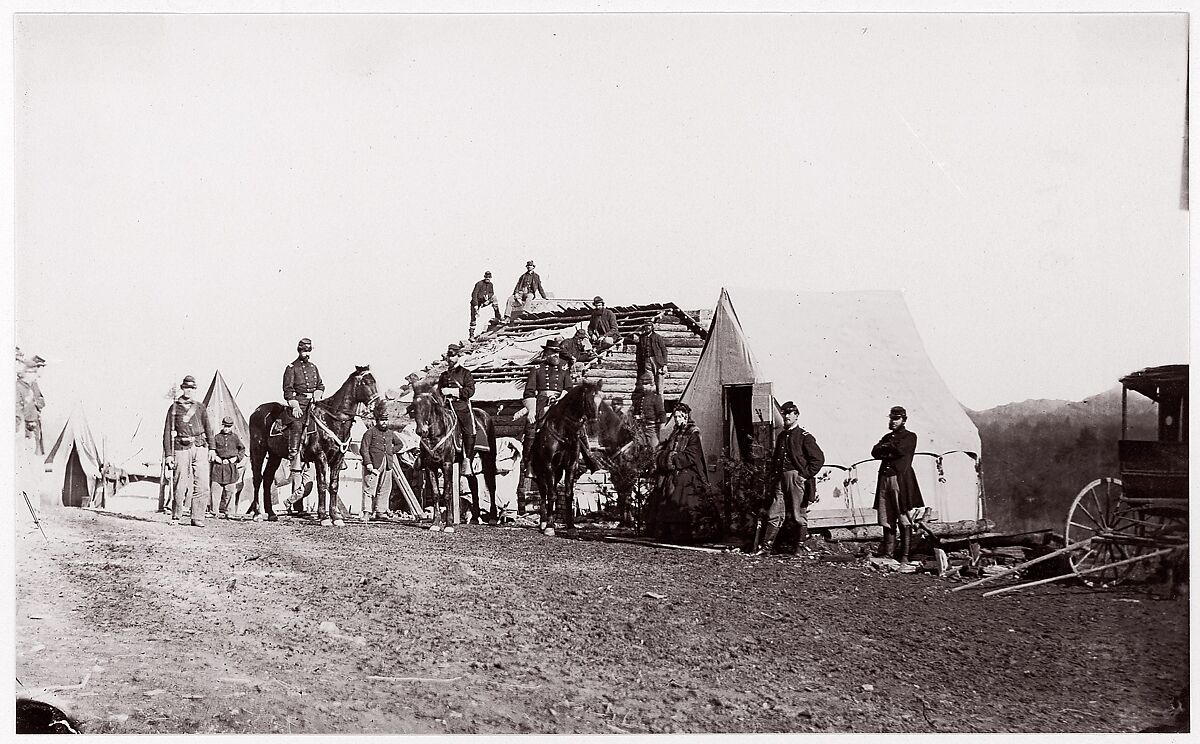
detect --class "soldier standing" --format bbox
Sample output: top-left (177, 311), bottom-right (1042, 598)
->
top-left (754, 401), bottom-right (825, 555)
top-left (437, 344), bottom-right (481, 472)
top-left (283, 337), bottom-right (324, 497)
top-left (163, 375), bottom-right (214, 527)
top-left (469, 270), bottom-right (502, 341)
top-left (209, 415), bottom-right (247, 519)
top-left (871, 405), bottom-right (924, 565)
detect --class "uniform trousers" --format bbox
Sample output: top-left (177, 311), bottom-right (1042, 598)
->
top-left (172, 445), bottom-right (211, 521)
top-left (362, 467), bottom-right (394, 514)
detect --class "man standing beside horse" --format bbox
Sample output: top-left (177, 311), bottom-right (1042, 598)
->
top-left (437, 344), bottom-right (481, 473)
top-left (163, 375), bottom-right (214, 527)
top-left (283, 337), bottom-right (324, 498)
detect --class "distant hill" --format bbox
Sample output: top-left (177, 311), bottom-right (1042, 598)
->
top-left (968, 386), bottom-right (1158, 534)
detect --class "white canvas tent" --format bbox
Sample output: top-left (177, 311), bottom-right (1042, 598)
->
top-left (202, 370), bottom-right (250, 446)
top-left (43, 406), bottom-right (104, 507)
top-left (680, 288), bottom-right (982, 527)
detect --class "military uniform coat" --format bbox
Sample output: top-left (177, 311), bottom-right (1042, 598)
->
top-left (163, 398), bottom-right (214, 454)
top-left (210, 430), bottom-right (246, 485)
top-left (283, 357), bottom-right (324, 402)
top-left (871, 427), bottom-right (924, 512)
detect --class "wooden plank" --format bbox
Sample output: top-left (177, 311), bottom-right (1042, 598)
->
top-left (392, 465), bottom-right (424, 515)
top-left (951, 536), bottom-right (1095, 592)
top-left (602, 536), bottom-right (726, 554)
top-left (806, 508), bottom-right (879, 528)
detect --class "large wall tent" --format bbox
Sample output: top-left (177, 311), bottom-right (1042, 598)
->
top-left (680, 289), bottom-right (983, 528)
top-left (43, 407), bottom-right (104, 507)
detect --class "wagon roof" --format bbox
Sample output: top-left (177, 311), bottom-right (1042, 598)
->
top-left (1120, 364), bottom-right (1189, 402)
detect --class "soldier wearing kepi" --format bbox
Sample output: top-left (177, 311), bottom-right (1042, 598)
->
top-left (754, 400), bottom-right (825, 555)
top-left (209, 416), bottom-right (247, 519)
top-left (871, 405), bottom-right (924, 565)
top-left (469, 270), bottom-right (502, 341)
top-left (283, 338), bottom-right (324, 496)
top-left (163, 375), bottom-right (215, 527)
top-left (437, 344), bottom-right (480, 472)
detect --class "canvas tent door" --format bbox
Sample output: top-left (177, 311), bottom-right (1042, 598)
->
top-left (723, 383), bottom-right (774, 462)
top-left (61, 445), bottom-right (97, 507)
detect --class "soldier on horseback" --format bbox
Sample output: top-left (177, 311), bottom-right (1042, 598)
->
top-left (437, 343), bottom-right (481, 473)
top-left (283, 337), bottom-right (324, 496)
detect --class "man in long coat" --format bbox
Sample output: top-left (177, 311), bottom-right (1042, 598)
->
top-left (871, 405), bottom-right (924, 563)
top-left (283, 337), bottom-right (324, 495)
top-left (650, 403), bottom-right (708, 543)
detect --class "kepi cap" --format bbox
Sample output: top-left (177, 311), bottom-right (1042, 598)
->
top-left (181, 375), bottom-right (198, 389)
top-left (221, 415), bottom-right (234, 426)
top-left (526, 260), bottom-right (536, 268)
top-left (889, 405), bottom-right (907, 418)
top-left (484, 271), bottom-right (492, 278)
top-left (297, 337), bottom-right (313, 352)
top-left (780, 400), bottom-right (799, 415)
top-left (447, 343), bottom-right (463, 356)
top-left (593, 296), bottom-right (604, 304)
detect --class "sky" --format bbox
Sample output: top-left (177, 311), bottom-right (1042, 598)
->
top-left (10, 11), bottom-right (1190, 459)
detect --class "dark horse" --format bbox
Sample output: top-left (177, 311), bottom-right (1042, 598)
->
top-left (248, 366), bottom-right (378, 524)
top-left (527, 381), bottom-right (605, 536)
top-left (407, 385), bottom-right (499, 531)
top-left (590, 400), bottom-right (653, 527)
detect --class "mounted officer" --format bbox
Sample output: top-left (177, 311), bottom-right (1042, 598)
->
top-left (521, 337), bottom-right (600, 470)
top-left (283, 337), bottom-right (324, 495)
top-left (437, 343), bottom-right (480, 472)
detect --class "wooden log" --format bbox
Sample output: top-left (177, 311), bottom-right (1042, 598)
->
top-left (921, 519), bottom-right (995, 538)
top-left (601, 359), bottom-right (699, 372)
top-left (827, 525), bottom-right (885, 541)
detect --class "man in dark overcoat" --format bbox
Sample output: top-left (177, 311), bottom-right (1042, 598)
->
top-left (871, 405), bottom-right (924, 563)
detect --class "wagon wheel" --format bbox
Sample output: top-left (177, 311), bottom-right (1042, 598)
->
top-left (1065, 478), bottom-right (1137, 587)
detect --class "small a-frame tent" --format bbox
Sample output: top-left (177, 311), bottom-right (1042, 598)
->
top-left (44, 407), bottom-right (103, 507)
top-left (202, 370), bottom-right (249, 446)
top-left (680, 289), bottom-right (982, 528)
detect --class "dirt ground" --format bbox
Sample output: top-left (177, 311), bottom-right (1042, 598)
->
top-left (14, 493), bottom-right (1189, 735)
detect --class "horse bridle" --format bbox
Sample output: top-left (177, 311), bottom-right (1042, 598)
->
top-left (306, 375), bottom-right (380, 453)
top-left (413, 392), bottom-right (459, 461)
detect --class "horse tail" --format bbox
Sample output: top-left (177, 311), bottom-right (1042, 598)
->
top-left (248, 404), bottom-right (274, 492)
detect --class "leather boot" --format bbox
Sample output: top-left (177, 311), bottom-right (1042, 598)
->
top-left (756, 523), bottom-right (780, 555)
top-left (290, 452), bottom-right (304, 495)
top-left (875, 529), bottom-right (896, 558)
top-left (797, 523), bottom-right (809, 543)
top-left (896, 525), bottom-right (912, 563)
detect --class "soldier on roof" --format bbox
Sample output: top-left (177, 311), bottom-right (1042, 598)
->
top-left (469, 270), bottom-right (502, 341)
top-left (588, 296), bottom-right (620, 352)
top-left (283, 338), bottom-right (324, 496)
top-left (163, 375), bottom-right (214, 527)
top-left (511, 260), bottom-right (548, 314)
top-left (437, 344), bottom-right (482, 471)
top-left (633, 317), bottom-right (669, 413)
top-left (559, 327), bottom-right (595, 369)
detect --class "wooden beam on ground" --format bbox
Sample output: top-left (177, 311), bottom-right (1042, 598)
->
top-left (951, 536), bottom-right (1095, 592)
top-left (980, 545), bottom-right (1184, 597)
top-left (602, 535), bottom-right (726, 554)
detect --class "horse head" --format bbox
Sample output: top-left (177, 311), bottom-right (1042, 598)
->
top-left (407, 386), bottom-right (447, 439)
top-left (573, 380), bottom-right (604, 421)
top-left (324, 365), bottom-right (380, 420)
